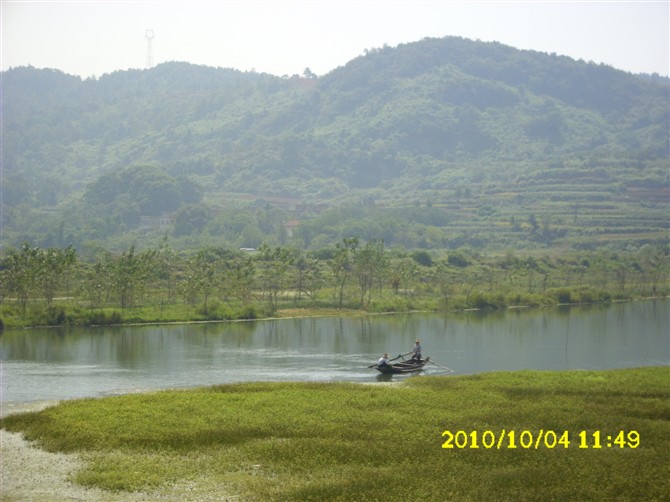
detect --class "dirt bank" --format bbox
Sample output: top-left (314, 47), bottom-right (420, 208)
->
top-left (1, 401), bottom-right (237, 501)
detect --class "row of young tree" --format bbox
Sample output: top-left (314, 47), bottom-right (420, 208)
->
top-left (1, 240), bottom-right (668, 325)
top-left (1, 238), bottom-right (389, 316)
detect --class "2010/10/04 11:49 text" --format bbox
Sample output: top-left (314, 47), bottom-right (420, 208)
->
top-left (441, 430), bottom-right (640, 449)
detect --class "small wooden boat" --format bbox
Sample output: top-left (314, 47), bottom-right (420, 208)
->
top-left (375, 357), bottom-right (429, 374)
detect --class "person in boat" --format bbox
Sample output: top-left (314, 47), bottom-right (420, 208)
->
top-left (411, 340), bottom-right (422, 361)
top-left (377, 353), bottom-right (390, 367)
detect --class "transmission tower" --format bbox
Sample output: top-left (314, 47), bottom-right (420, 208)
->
top-left (145, 29), bottom-right (155, 69)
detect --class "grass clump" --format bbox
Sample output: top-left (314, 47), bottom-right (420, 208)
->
top-left (2, 368), bottom-right (669, 500)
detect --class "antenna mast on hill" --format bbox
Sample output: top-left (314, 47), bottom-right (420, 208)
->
top-left (145, 29), bottom-right (155, 69)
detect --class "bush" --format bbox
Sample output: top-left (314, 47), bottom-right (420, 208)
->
top-left (237, 305), bottom-right (258, 320)
top-left (447, 253), bottom-right (470, 267)
top-left (411, 250), bottom-right (433, 267)
top-left (468, 292), bottom-right (505, 310)
top-left (553, 288), bottom-right (572, 304)
top-left (573, 287), bottom-right (612, 304)
top-left (368, 297), bottom-right (414, 313)
top-left (506, 293), bottom-right (546, 307)
top-left (84, 310), bottom-right (123, 326)
top-left (197, 300), bottom-right (234, 320)
top-left (549, 287), bottom-right (612, 305)
top-left (32, 305), bottom-right (69, 326)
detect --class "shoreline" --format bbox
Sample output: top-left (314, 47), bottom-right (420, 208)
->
top-left (4, 295), bottom-right (669, 331)
top-left (1, 400), bottom-right (61, 419)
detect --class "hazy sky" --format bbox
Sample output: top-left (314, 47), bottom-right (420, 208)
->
top-left (2, 1), bottom-right (669, 79)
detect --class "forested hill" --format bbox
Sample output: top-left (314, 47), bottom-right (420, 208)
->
top-left (2, 36), bottom-right (669, 252)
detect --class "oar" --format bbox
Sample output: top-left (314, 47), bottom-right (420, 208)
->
top-left (367, 352), bottom-right (411, 368)
top-left (428, 360), bottom-right (454, 373)
top-left (397, 351), bottom-right (413, 361)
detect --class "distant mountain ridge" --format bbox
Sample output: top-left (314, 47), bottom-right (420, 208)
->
top-left (2, 36), bottom-right (668, 251)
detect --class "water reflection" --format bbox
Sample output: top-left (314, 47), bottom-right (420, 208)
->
top-left (1, 299), bottom-right (668, 403)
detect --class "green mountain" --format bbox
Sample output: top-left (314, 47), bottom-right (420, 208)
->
top-left (2, 36), bottom-right (668, 252)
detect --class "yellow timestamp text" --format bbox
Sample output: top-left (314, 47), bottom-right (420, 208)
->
top-left (441, 430), bottom-right (640, 449)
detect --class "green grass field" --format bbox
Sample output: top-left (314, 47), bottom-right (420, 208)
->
top-left (3, 367), bottom-right (669, 501)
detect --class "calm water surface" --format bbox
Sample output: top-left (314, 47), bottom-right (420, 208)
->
top-left (1, 299), bottom-right (668, 403)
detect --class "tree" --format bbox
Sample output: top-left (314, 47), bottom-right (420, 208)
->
top-left (209, 250), bottom-right (255, 305)
top-left (637, 245), bottom-right (668, 295)
top-left (35, 246), bottom-right (77, 305)
top-left (354, 239), bottom-right (386, 306)
top-left (84, 171), bottom-right (122, 206)
top-left (85, 165), bottom-right (184, 218)
top-left (2, 244), bottom-right (40, 313)
top-left (433, 262), bottom-right (455, 307)
top-left (113, 246), bottom-right (157, 310)
top-left (1, 245), bottom-right (76, 311)
top-left (254, 244), bottom-right (294, 314)
top-left (84, 252), bottom-right (114, 309)
top-left (331, 237), bottom-right (358, 308)
top-left (411, 250), bottom-right (433, 267)
top-left (392, 257), bottom-right (419, 296)
top-left (127, 166), bottom-right (182, 215)
top-left (112, 194), bottom-right (141, 230)
top-left (177, 175), bottom-right (204, 204)
top-left (154, 237), bottom-right (178, 308)
top-left (173, 204), bottom-right (210, 236)
top-left (181, 248), bottom-right (223, 313)
top-left (292, 251), bottom-right (322, 301)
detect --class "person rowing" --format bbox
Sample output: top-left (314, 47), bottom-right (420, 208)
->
top-left (377, 353), bottom-right (390, 367)
top-left (410, 340), bottom-right (422, 361)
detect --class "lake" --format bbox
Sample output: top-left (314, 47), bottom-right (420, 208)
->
top-left (1, 299), bottom-right (668, 403)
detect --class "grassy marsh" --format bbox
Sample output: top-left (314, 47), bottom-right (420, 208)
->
top-left (2, 367), bottom-right (669, 500)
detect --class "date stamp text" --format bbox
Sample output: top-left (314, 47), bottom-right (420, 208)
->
top-left (441, 430), bottom-right (640, 449)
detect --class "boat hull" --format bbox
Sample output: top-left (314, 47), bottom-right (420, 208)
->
top-left (375, 357), bottom-right (429, 374)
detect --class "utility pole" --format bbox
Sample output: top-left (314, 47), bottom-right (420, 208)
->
top-left (145, 29), bottom-right (155, 69)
